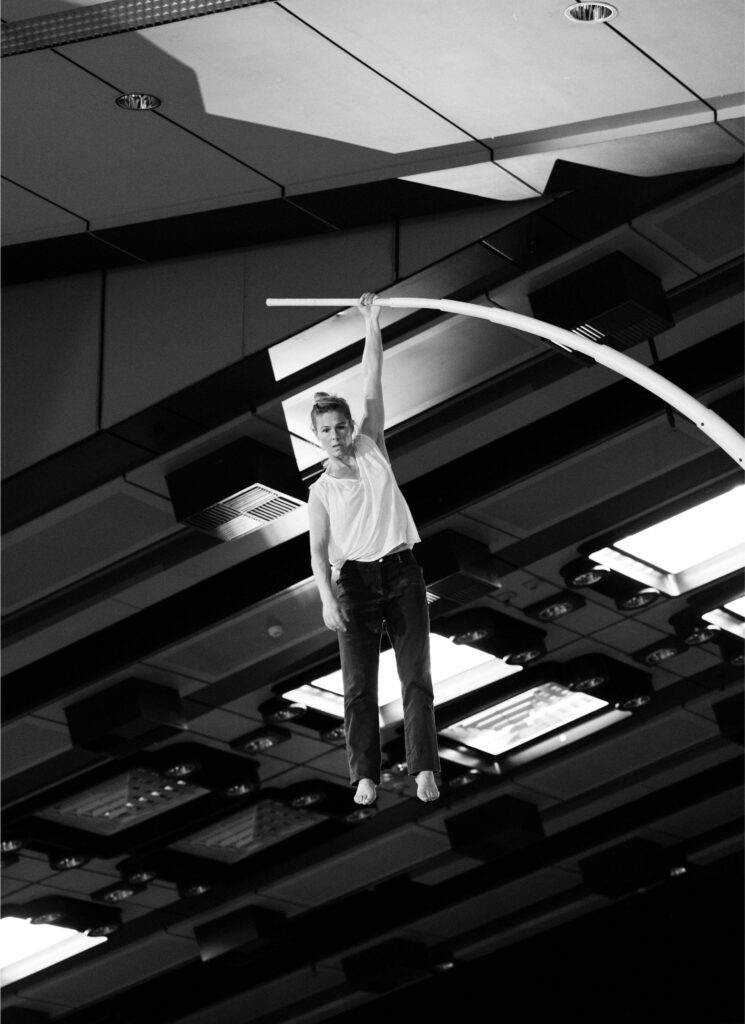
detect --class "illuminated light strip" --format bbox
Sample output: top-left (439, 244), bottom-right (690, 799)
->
top-left (266, 298), bottom-right (745, 468)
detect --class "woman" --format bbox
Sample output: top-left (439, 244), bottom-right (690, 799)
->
top-left (308, 293), bottom-right (441, 806)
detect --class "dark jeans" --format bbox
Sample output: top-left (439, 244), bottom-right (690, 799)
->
top-left (335, 549), bottom-right (440, 786)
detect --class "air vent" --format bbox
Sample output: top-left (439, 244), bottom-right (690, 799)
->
top-left (416, 530), bottom-right (501, 608)
top-left (166, 438), bottom-right (305, 541)
top-left (529, 252), bottom-right (674, 349)
top-left (168, 799), bottom-right (326, 863)
top-left (36, 768), bottom-right (207, 835)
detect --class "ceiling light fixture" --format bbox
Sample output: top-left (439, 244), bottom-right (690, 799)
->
top-left (119, 864), bottom-right (158, 886)
top-left (702, 593), bottom-right (745, 639)
top-left (440, 681), bottom-right (607, 758)
top-left (344, 807), bottom-right (377, 823)
top-left (0, 918), bottom-right (107, 986)
top-left (523, 590), bottom-right (586, 622)
top-left (92, 882), bottom-right (147, 905)
top-left (0, 898), bottom-right (120, 985)
top-left (711, 630), bottom-right (745, 667)
top-left (48, 852), bottom-right (90, 871)
top-left (178, 881), bottom-right (212, 898)
top-left (564, 3), bottom-right (618, 23)
top-left (432, 607), bottom-right (547, 665)
top-left (115, 92), bottom-right (161, 111)
top-left (437, 656), bottom-right (648, 771)
top-left (633, 639), bottom-right (687, 667)
top-left (230, 725), bottom-right (292, 755)
top-left (586, 483), bottom-right (745, 597)
top-left (560, 557), bottom-right (611, 588)
top-left (669, 608), bottom-right (720, 647)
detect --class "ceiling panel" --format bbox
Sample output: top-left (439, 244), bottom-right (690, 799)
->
top-left (60, 6), bottom-right (481, 189)
top-left (610, 0), bottom-right (745, 98)
top-left (519, 709), bottom-right (725, 800)
top-left (258, 823), bottom-right (451, 906)
top-left (2, 481), bottom-right (178, 613)
top-left (414, 866), bottom-right (579, 937)
top-left (168, 965), bottom-right (346, 1024)
top-left (402, 160), bottom-right (542, 201)
top-left (500, 123), bottom-right (743, 192)
top-left (1, 50), bottom-right (277, 226)
top-left (20, 933), bottom-right (198, 1005)
top-left (0, 178), bottom-right (87, 245)
top-left (1, 718), bottom-right (72, 778)
top-left (470, 419), bottom-right (711, 534)
top-left (287, 0), bottom-right (709, 138)
top-left (633, 172), bottom-right (745, 271)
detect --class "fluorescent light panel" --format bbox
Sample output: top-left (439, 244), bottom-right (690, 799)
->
top-left (284, 633), bottom-right (521, 726)
top-left (590, 484), bottom-right (745, 596)
top-left (439, 681), bottom-right (606, 757)
top-left (0, 918), bottom-right (106, 986)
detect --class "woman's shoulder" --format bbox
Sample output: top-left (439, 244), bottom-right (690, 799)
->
top-left (355, 432), bottom-right (381, 455)
top-left (308, 472), bottom-right (329, 494)
top-left (356, 430), bottom-right (390, 465)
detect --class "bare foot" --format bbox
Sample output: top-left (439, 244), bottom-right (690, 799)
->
top-left (416, 771), bottom-right (439, 802)
top-left (354, 779), bottom-right (377, 805)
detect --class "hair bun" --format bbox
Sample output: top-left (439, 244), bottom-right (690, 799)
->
top-left (313, 391), bottom-right (331, 402)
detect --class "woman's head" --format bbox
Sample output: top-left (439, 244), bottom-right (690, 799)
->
top-left (310, 392), bottom-right (352, 430)
top-left (311, 392), bottom-right (354, 459)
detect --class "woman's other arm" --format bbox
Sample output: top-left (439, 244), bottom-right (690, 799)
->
top-left (308, 490), bottom-right (348, 632)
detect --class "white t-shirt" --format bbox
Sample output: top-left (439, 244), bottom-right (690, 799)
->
top-left (310, 433), bottom-right (420, 577)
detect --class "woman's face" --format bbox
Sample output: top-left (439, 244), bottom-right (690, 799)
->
top-left (313, 410), bottom-right (353, 460)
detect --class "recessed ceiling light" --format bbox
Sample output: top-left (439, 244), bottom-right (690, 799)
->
top-left (564, 2), bottom-right (618, 22)
top-left (115, 92), bottom-right (161, 111)
top-left (588, 484), bottom-right (745, 597)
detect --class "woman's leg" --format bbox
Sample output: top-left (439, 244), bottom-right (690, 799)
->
top-left (383, 560), bottom-right (440, 795)
top-left (336, 564), bottom-right (384, 789)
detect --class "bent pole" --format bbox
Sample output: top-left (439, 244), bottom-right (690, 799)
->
top-left (266, 296), bottom-right (745, 468)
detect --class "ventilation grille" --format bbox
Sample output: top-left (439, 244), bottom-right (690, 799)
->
top-left (169, 799), bottom-right (325, 863)
top-left (36, 768), bottom-right (207, 835)
top-left (583, 301), bottom-right (674, 348)
top-left (184, 485), bottom-right (304, 541)
top-left (529, 252), bottom-right (674, 351)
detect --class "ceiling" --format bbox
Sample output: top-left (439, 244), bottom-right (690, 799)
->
top-left (1, 1), bottom-right (743, 1022)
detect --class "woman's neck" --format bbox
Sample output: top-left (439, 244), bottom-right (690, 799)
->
top-left (327, 448), bottom-right (358, 477)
